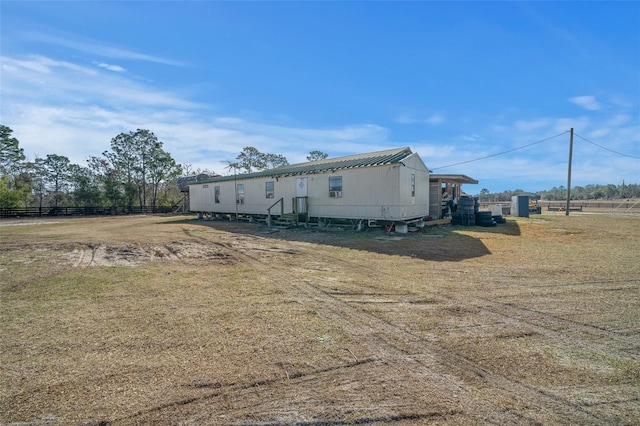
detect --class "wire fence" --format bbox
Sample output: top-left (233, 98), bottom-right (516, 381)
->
top-left (537, 201), bottom-right (640, 210)
top-left (0, 206), bottom-right (175, 218)
top-left (478, 200), bottom-right (640, 212)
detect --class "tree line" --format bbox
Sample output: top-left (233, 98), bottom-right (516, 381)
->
top-left (476, 182), bottom-right (640, 203)
top-left (0, 125), bottom-right (328, 211)
top-left (1, 126), bottom-right (185, 212)
top-left (223, 148), bottom-right (328, 173)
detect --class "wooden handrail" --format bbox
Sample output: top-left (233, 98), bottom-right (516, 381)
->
top-left (266, 197), bottom-right (284, 227)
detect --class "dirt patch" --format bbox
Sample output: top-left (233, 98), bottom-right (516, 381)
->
top-left (66, 242), bottom-right (234, 267)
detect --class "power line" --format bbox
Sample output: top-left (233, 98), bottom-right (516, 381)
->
top-left (430, 131), bottom-right (569, 171)
top-left (574, 132), bottom-right (640, 160)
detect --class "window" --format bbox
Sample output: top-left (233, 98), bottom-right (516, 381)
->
top-left (265, 181), bottom-right (274, 198)
top-left (411, 174), bottom-right (415, 197)
top-left (214, 186), bottom-right (220, 204)
top-left (329, 176), bottom-right (342, 198)
top-left (236, 184), bottom-right (244, 204)
top-left (202, 184), bottom-right (209, 188)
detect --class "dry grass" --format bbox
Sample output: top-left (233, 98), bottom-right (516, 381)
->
top-left (1, 213), bottom-right (639, 425)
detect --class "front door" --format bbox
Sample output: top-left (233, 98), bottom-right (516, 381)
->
top-left (295, 178), bottom-right (308, 214)
top-left (296, 178), bottom-right (308, 198)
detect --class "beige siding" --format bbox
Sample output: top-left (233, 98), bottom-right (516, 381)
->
top-left (305, 165), bottom-right (399, 219)
top-left (189, 183), bottom-right (215, 212)
top-left (190, 177), bottom-right (298, 215)
top-left (189, 155), bottom-right (430, 221)
top-left (214, 180), bottom-right (239, 213)
top-left (235, 177), bottom-right (296, 214)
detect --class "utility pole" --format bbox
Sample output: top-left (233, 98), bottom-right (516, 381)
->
top-left (566, 128), bottom-right (574, 216)
top-left (224, 161), bottom-right (240, 220)
top-left (234, 165), bottom-right (238, 220)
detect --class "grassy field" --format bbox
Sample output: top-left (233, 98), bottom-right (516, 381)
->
top-left (1, 213), bottom-right (639, 425)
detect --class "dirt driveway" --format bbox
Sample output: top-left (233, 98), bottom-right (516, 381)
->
top-left (1, 214), bottom-right (639, 425)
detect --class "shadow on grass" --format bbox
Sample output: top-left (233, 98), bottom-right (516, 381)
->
top-left (454, 219), bottom-right (522, 236)
top-left (174, 217), bottom-right (522, 263)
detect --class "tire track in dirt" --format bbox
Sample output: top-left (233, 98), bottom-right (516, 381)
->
top-left (464, 294), bottom-right (640, 356)
top-left (312, 250), bottom-right (638, 356)
top-left (108, 360), bottom-right (380, 424)
top-left (72, 244), bottom-right (100, 267)
top-left (294, 278), bottom-right (616, 425)
top-left (307, 283), bottom-right (624, 424)
top-left (180, 228), bottom-right (267, 266)
top-left (65, 240), bottom-right (241, 268)
top-left (303, 251), bottom-right (639, 422)
top-left (162, 244), bottom-right (183, 263)
top-left (100, 232), bottom-right (465, 424)
top-left (511, 278), bottom-right (638, 289)
top-left (180, 227), bottom-right (308, 268)
top-left (205, 232), bottom-right (637, 423)
top-left (93, 227), bottom-right (633, 424)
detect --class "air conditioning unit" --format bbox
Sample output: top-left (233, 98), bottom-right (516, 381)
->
top-left (329, 190), bottom-right (342, 198)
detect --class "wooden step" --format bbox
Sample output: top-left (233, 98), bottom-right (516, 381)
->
top-left (272, 214), bottom-right (298, 228)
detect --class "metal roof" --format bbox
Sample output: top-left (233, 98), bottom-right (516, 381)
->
top-left (193, 147), bottom-right (415, 184)
top-left (429, 174), bottom-right (478, 185)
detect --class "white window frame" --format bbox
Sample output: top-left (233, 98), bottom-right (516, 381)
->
top-left (411, 173), bottom-right (415, 197)
top-left (237, 184), bottom-right (245, 204)
top-left (329, 176), bottom-right (342, 198)
top-left (265, 181), bottom-right (275, 198)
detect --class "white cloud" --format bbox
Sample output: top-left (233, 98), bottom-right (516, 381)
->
top-left (396, 113), bottom-right (445, 125)
top-left (570, 95), bottom-right (602, 111)
top-left (97, 62), bottom-right (126, 72)
top-left (2, 55), bottom-right (102, 76)
top-left (587, 128), bottom-right (611, 139)
top-left (607, 114), bottom-right (631, 126)
top-left (553, 117), bottom-right (591, 133)
top-left (607, 95), bottom-right (634, 110)
top-left (38, 56), bottom-right (97, 75)
top-left (515, 118), bottom-right (549, 132)
top-left (460, 134), bottom-right (484, 143)
top-left (1, 54), bottom-right (198, 109)
top-left (3, 57), bottom-right (51, 74)
top-left (2, 52), bottom-right (397, 175)
top-left (395, 114), bottom-right (416, 124)
top-left (214, 117), bottom-right (245, 125)
top-left (24, 31), bottom-right (186, 66)
top-left (425, 113), bottom-right (446, 125)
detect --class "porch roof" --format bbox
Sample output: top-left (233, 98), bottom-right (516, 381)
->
top-left (429, 174), bottom-right (478, 185)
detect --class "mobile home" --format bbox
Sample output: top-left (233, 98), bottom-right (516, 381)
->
top-left (189, 147), bottom-right (431, 226)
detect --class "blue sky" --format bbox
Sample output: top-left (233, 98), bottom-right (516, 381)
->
top-left (1, 1), bottom-right (638, 193)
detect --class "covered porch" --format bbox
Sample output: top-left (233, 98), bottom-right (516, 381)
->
top-left (429, 174), bottom-right (479, 219)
